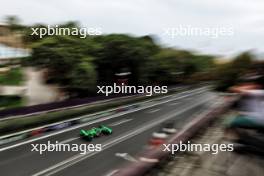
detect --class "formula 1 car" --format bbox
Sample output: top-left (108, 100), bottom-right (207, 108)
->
top-left (80, 125), bottom-right (112, 141)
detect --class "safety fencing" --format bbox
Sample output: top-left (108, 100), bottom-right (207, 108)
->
top-left (112, 96), bottom-right (238, 176)
top-left (0, 85), bottom-right (204, 147)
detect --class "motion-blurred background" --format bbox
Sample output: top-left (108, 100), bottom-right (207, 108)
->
top-left (0, 1), bottom-right (263, 108)
top-left (0, 1), bottom-right (263, 176)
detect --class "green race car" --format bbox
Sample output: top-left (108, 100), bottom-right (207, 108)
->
top-left (80, 125), bottom-right (112, 141)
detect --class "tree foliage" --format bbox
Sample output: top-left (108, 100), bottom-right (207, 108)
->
top-left (214, 52), bottom-right (254, 91)
top-left (22, 23), bottom-right (218, 97)
top-left (27, 35), bottom-right (98, 96)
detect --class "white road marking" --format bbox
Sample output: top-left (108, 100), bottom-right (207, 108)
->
top-left (109, 119), bottom-right (132, 127)
top-left (140, 157), bottom-right (159, 163)
top-left (47, 137), bottom-right (81, 150)
top-left (59, 137), bottom-right (80, 144)
top-left (0, 87), bottom-right (208, 152)
top-left (115, 153), bottom-right (138, 162)
top-left (104, 169), bottom-right (119, 176)
top-left (147, 109), bottom-right (160, 113)
top-left (168, 102), bottom-right (180, 106)
top-left (31, 96), bottom-right (214, 176)
top-left (0, 87), bottom-right (208, 140)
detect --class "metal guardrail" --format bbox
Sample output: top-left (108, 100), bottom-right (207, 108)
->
top-left (0, 85), bottom-right (189, 119)
top-left (0, 86), bottom-right (207, 147)
top-left (0, 93), bottom-right (135, 118)
top-left (0, 102), bottom-right (140, 146)
top-left (0, 85), bottom-right (210, 150)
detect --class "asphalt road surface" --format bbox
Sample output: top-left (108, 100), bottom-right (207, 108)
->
top-left (0, 87), bottom-right (218, 176)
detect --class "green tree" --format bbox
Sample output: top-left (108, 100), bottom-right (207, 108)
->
top-left (29, 35), bottom-right (98, 97)
top-left (93, 34), bottom-right (159, 85)
top-left (149, 48), bottom-right (215, 84)
top-left (215, 52), bottom-right (254, 91)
